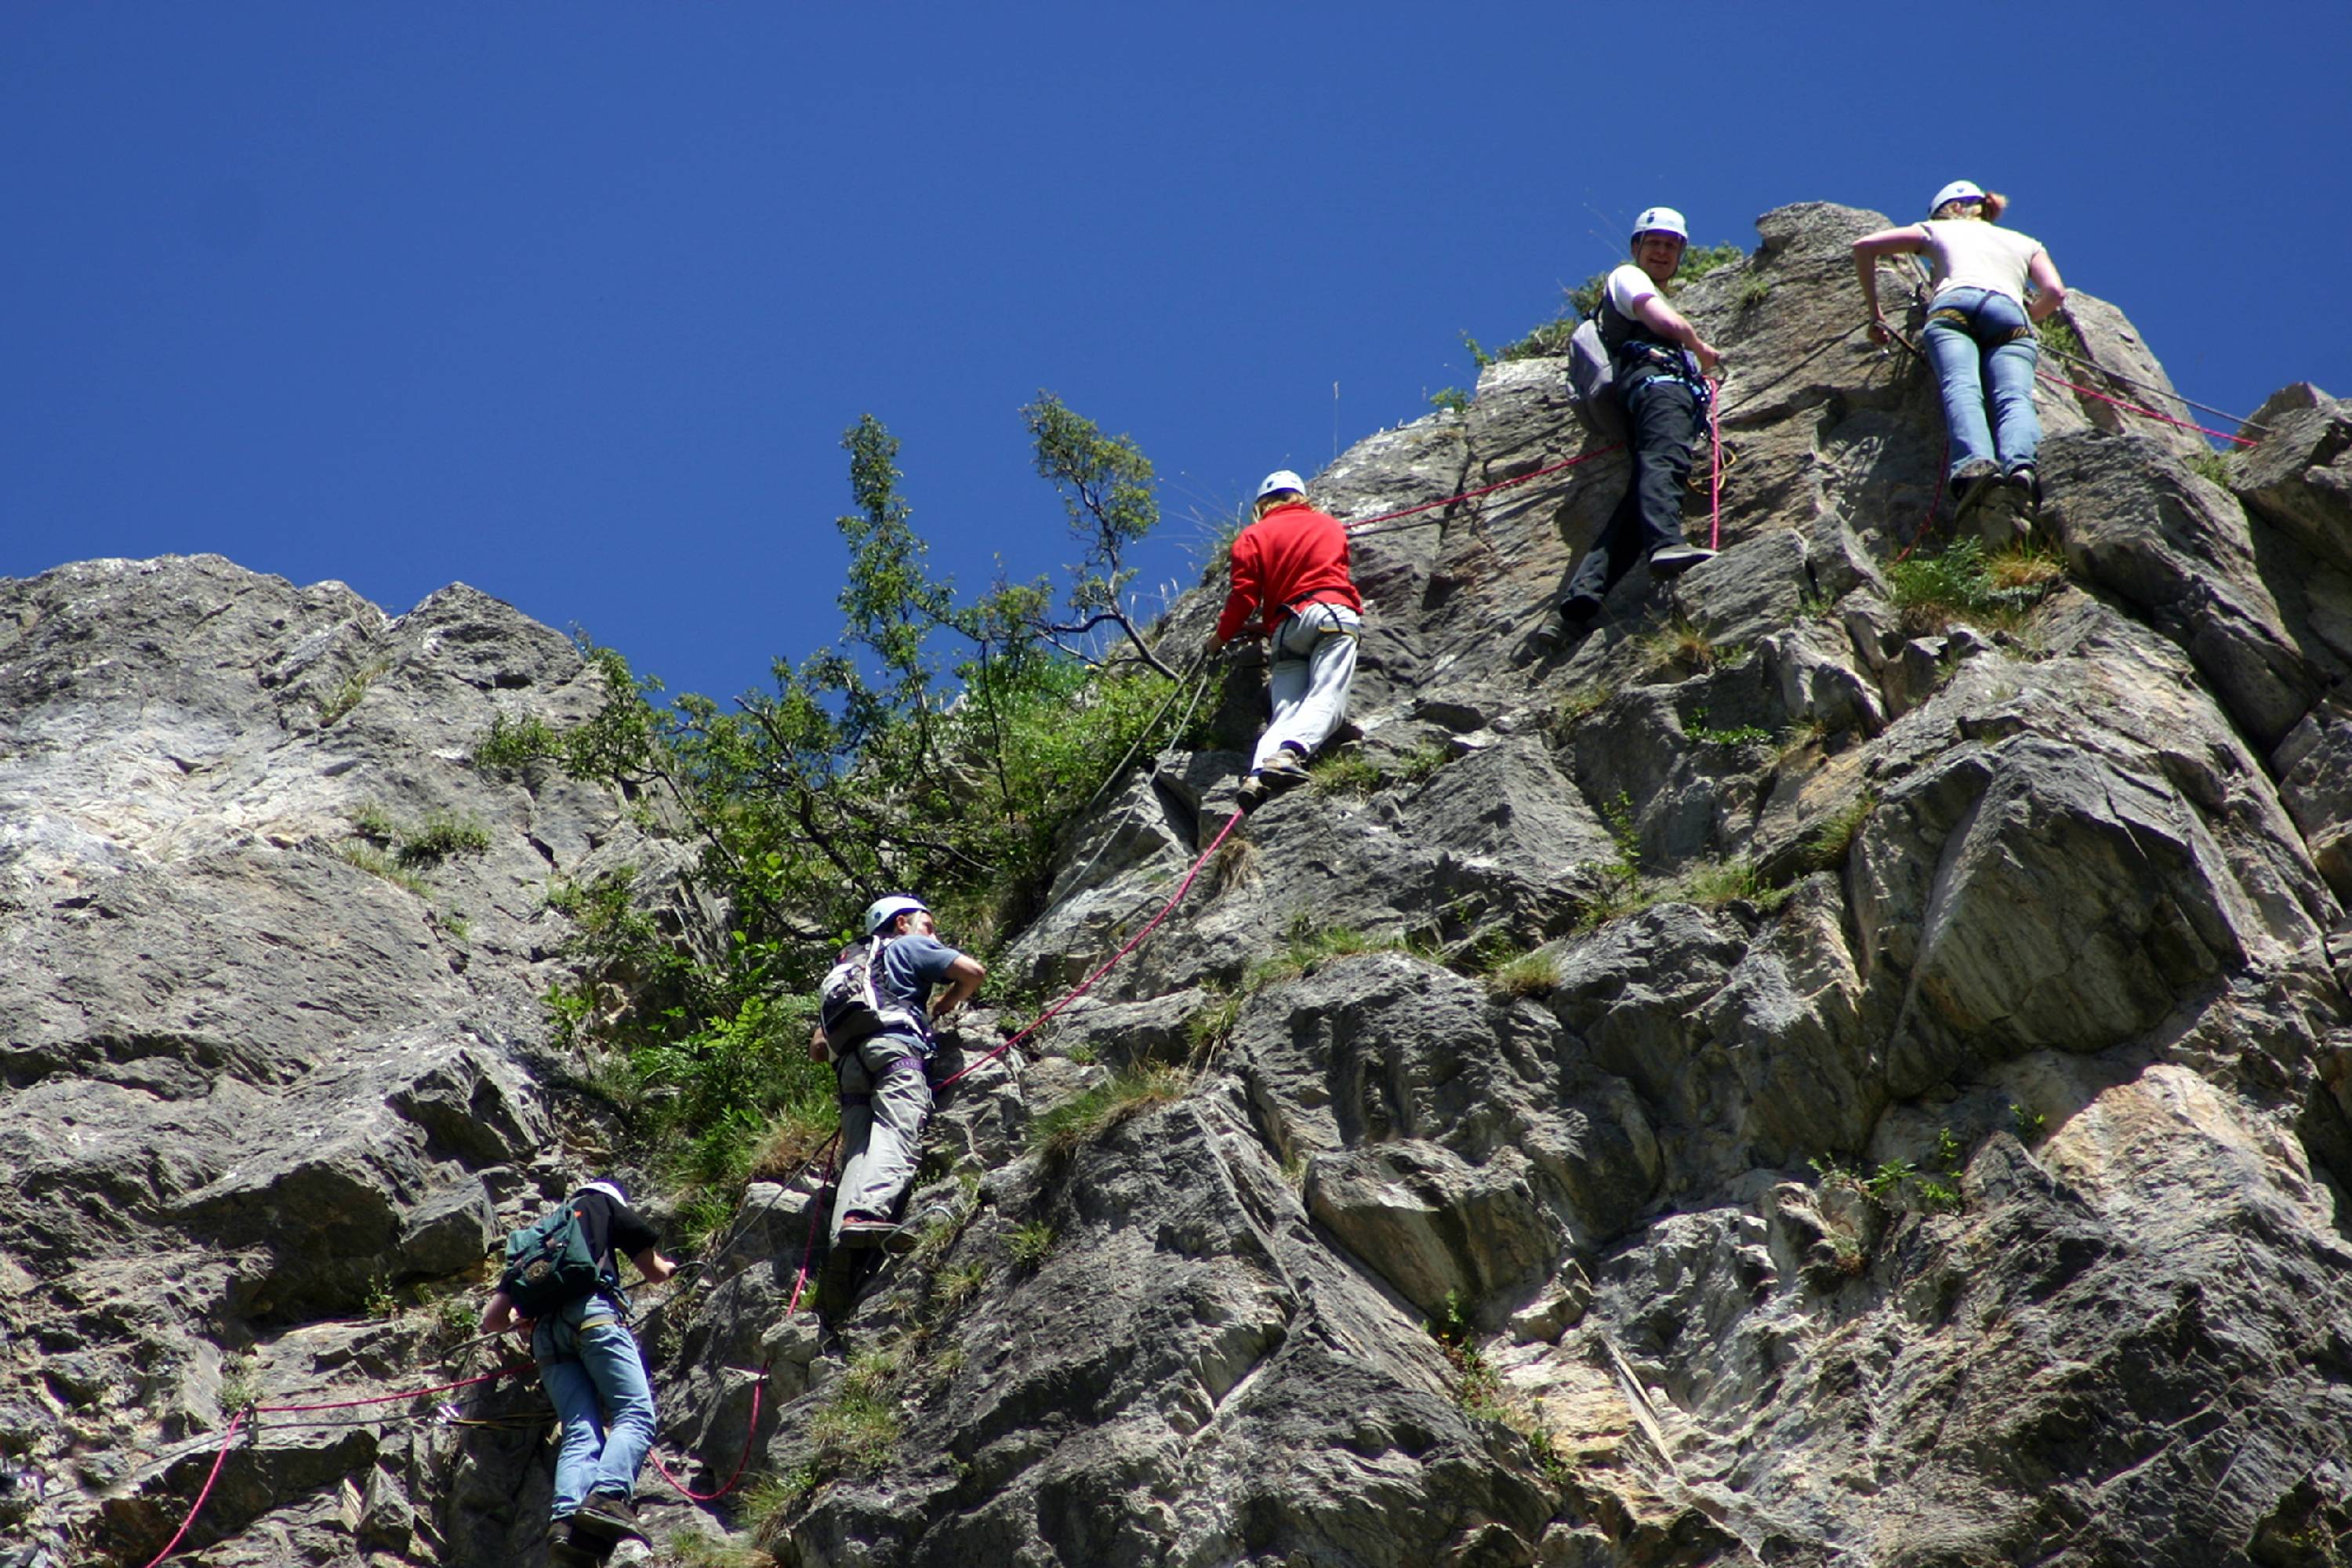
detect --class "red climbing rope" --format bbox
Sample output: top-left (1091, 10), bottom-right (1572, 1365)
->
top-left (1343, 445), bottom-right (1622, 538)
top-left (2035, 369), bottom-right (2259, 448)
top-left (935, 810), bottom-right (1243, 1092)
top-left (136, 1406), bottom-right (248, 1568)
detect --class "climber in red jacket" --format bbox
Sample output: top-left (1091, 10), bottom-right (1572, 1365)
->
top-left (1210, 470), bottom-right (1364, 813)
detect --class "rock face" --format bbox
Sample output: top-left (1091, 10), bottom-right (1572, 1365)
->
top-left (11, 203), bottom-right (2352, 1568)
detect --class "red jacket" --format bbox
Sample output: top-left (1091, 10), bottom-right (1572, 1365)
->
top-left (1214, 502), bottom-right (1361, 644)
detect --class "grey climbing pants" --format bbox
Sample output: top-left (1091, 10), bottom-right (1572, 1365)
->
top-left (830, 1035), bottom-right (933, 1244)
top-left (1252, 601), bottom-right (1360, 772)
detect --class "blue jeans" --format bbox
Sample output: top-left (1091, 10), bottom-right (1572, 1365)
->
top-left (1922, 287), bottom-right (2040, 478)
top-left (534, 1300), bottom-right (656, 1518)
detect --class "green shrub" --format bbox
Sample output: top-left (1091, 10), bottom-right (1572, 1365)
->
top-left (2037, 316), bottom-right (2082, 359)
top-left (1428, 387), bottom-right (1471, 416)
top-left (2187, 448), bottom-right (2232, 487)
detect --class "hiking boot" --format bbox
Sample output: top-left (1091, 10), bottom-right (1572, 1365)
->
top-left (569, 1491), bottom-right (642, 1547)
top-left (1646, 543), bottom-right (1716, 578)
top-left (836, 1214), bottom-right (916, 1253)
top-left (1257, 752), bottom-right (1313, 791)
top-left (2005, 465), bottom-right (2041, 517)
top-left (548, 1519), bottom-right (603, 1566)
top-left (1530, 597), bottom-right (1599, 655)
top-left (1947, 457), bottom-right (2000, 522)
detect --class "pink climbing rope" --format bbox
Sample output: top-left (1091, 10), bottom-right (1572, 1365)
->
top-left (2035, 369), bottom-right (2259, 448)
top-left (934, 810), bottom-right (1243, 1092)
top-left (1343, 446), bottom-right (1623, 538)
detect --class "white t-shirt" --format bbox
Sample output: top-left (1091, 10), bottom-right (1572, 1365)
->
top-left (1920, 220), bottom-right (2045, 303)
top-left (1604, 263), bottom-right (1660, 322)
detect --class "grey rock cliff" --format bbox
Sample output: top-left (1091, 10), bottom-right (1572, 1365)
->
top-left (11, 201), bottom-right (2352, 1568)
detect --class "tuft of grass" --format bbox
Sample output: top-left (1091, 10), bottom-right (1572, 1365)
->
top-left (2037, 316), bottom-right (2082, 359)
top-left (1686, 706), bottom-right (1773, 748)
top-left (314, 659), bottom-right (390, 726)
top-left (1805, 792), bottom-right (1877, 872)
top-left (1779, 715), bottom-right (1831, 760)
top-left (1428, 387), bottom-right (1472, 416)
top-left (1889, 538), bottom-right (2062, 635)
top-left (217, 1354), bottom-right (260, 1416)
top-left (664, 1526), bottom-right (779, 1567)
top-left (1394, 740), bottom-right (1454, 785)
top-left (809, 1353), bottom-right (901, 1477)
top-left (1310, 752), bottom-right (1384, 798)
top-left (1485, 949), bottom-right (1563, 999)
top-left (1677, 242), bottom-right (1746, 284)
top-left (394, 814), bottom-right (492, 868)
top-left (746, 1101), bottom-right (841, 1185)
top-left (1186, 986), bottom-right (1243, 1057)
top-left (1210, 833), bottom-right (1261, 894)
top-left (1006, 1221), bottom-right (1057, 1271)
top-left (1736, 274), bottom-right (1772, 311)
top-left (1638, 617), bottom-right (1732, 677)
top-left (1247, 921), bottom-right (1404, 987)
top-left (1556, 682), bottom-right (1615, 728)
top-left (1027, 1062), bottom-right (1189, 1158)
top-left (2187, 448), bottom-right (2232, 488)
top-left (340, 843), bottom-right (431, 897)
top-left (931, 1260), bottom-right (986, 1316)
top-left (1678, 858), bottom-right (1766, 909)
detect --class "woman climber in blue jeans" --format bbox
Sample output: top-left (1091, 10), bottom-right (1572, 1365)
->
top-left (1852, 181), bottom-right (2067, 535)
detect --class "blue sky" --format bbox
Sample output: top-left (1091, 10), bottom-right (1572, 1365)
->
top-left (5, 2), bottom-right (2347, 706)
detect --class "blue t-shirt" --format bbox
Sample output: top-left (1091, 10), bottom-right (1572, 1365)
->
top-left (876, 932), bottom-right (963, 1046)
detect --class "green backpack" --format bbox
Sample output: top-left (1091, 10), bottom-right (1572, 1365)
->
top-left (497, 1195), bottom-right (610, 1317)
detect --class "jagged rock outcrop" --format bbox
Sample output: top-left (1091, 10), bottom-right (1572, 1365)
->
top-left (11, 202), bottom-right (2352, 1568)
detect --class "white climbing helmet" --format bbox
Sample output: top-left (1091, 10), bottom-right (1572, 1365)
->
top-left (1631, 206), bottom-right (1688, 243)
top-left (1256, 470), bottom-right (1306, 503)
top-left (862, 894), bottom-right (928, 937)
top-left (1929, 180), bottom-right (1986, 215)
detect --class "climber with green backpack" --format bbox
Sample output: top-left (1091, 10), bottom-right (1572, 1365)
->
top-left (481, 1178), bottom-right (677, 1565)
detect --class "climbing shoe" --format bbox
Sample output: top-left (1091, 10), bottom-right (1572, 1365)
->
top-left (1647, 543), bottom-right (1716, 578)
top-left (1234, 775), bottom-right (1271, 815)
